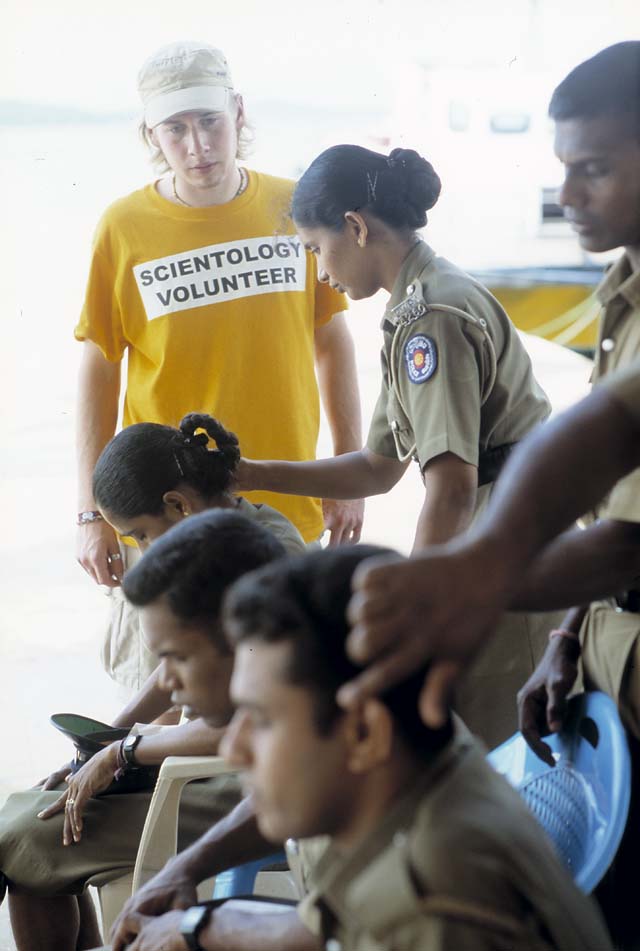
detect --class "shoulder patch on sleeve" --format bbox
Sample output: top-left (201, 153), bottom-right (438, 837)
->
top-left (404, 334), bottom-right (438, 384)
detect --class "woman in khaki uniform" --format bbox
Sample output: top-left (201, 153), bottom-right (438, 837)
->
top-left (239, 144), bottom-right (562, 747)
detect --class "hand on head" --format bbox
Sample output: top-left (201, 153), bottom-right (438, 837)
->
top-left (341, 545), bottom-right (508, 726)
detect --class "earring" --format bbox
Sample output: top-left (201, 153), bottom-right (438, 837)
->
top-left (183, 509), bottom-right (191, 518)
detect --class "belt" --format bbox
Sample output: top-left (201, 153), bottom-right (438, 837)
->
top-left (477, 443), bottom-right (517, 487)
top-left (615, 590), bottom-right (640, 613)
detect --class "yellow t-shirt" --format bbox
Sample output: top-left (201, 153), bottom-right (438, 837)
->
top-left (75, 172), bottom-right (347, 541)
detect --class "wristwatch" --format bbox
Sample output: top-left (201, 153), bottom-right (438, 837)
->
top-left (121, 733), bottom-right (143, 767)
top-left (180, 904), bottom-right (212, 950)
top-left (77, 510), bottom-right (104, 525)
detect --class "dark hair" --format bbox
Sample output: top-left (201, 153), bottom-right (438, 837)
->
top-left (549, 42), bottom-right (640, 139)
top-left (93, 413), bottom-right (240, 519)
top-left (291, 145), bottom-right (442, 232)
top-left (123, 510), bottom-right (286, 651)
top-left (224, 545), bottom-right (452, 755)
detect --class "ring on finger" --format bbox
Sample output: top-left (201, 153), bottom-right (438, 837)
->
top-left (107, 552), bottom-right (122, 564)
top-left (66, 798), bottom-right (75, 808)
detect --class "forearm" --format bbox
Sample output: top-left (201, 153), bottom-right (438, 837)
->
top-left (413, 455), bottom-right (477, 551)
top-left (469, 389), bottom-right (640, 587)
top-left (243, 449), bottom-right (404, 501)
top-left (111, 668), bottom-right (173, 728)
top-left (132, 718), bottom-right (224, 765)
top-left (76, 340), bottom-right (120, 508)
top-left (201, 905), bottom-right (318, 951)
top-left (165, 795), bottom-right (275, 884)
top-left (511, 520), bottom-right (640, 610)
top-left (315, 314), bottom-right (362, 455)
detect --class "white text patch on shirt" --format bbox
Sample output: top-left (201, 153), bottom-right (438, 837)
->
top-left (133, 235), bottom-right (307, 320)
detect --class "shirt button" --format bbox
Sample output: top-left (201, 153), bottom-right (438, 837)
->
top-left (326, 941), bottom-right (342, 951)
top-left (601, 338), bottom-right (615, 352)
top-left (406, 283), bottom-right (415, 295)
top-left (391, 420), bottom-right (400, 432)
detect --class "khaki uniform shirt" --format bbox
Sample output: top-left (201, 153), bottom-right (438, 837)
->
top-left (579, 258), bottom-right (640, 733)
top-left (367, 242), bottom-right (550, 476)
top-left (297, 729), bottom-right (611, 951)
top-left (591, 255), bottom-right (640, 523)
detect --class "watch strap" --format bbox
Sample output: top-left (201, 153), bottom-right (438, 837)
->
top-left (121, 733), bottom-right (143, 767)
top-left (180, 904), bottom-right (212, 950)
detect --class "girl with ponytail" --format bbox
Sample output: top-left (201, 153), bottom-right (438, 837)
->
top-left (239, 144), bottom-right (562, 748)
top-left (93, 412), bottom-right (305, 555)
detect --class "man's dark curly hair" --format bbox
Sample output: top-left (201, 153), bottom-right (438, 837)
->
top-left (123, 509), bottom-right (286, 654)
top-left (223, 544), bottom-right (452, 754)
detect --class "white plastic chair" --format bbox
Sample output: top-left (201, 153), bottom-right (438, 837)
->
top-left (95, 755), bottom-right (300, 936)
top-left (95, 755), bottom-right (231, 935)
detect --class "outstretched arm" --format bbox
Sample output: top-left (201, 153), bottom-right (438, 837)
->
top-left (238, 447), bottom-right (407, 503)
top-left (122, 905), bottom-right (318, 951)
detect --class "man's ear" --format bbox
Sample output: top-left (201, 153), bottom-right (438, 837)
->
top-left (345, 698), bottom-right (393, 773)
top-left (162, 490), bottom-right (191, 519)
top-left (344, 211), bottom-right (369, 249)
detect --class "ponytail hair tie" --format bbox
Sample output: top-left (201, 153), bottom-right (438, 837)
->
top-left (183, 432), bottom-right (208, 448)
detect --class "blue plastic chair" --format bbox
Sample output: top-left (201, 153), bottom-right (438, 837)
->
top-left (212, 850), bottom-right (288, 899)
top-left (488, 691), bottom-right (631, 893)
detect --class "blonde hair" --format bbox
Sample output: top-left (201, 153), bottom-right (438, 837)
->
top-left (139, 95), bottom-right (254, 174)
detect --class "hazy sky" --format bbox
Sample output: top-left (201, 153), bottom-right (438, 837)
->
top-left (3, 0), bottom-right (639, 114)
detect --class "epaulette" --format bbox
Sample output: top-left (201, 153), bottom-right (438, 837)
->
top-left (387, 280), bottom-right (428, 328)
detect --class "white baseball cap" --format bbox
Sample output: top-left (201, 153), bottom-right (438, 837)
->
top-left (138, 41), bottom-right (234, 128)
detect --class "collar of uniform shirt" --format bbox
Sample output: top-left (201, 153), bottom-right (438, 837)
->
top-left (597, 252), bottom-right (640, 309)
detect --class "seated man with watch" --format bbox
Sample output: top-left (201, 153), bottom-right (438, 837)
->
top-left (0, 510), bottom-right (289, 951)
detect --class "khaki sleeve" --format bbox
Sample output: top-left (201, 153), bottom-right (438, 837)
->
top-left (74, 224), bottom-right (127, 362)
top-left (393, 310), bottom-right (488, 471)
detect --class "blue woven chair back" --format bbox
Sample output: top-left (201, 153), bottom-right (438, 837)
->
top-left (488, 691), bottom-right (630, 892)
top-left (212, 850), bottom-right (288, 899)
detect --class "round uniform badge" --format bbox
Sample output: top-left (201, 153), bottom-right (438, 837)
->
top-left (404, 334), bottom-right (437, 384)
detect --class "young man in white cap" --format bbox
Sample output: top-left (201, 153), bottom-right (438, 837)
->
top-left (74, 41), bottom-right (363, 694)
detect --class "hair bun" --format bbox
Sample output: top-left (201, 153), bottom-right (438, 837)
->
top-left (387, 148), bottom-right (441, 214)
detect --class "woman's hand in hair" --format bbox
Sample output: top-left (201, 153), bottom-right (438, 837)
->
top-left (76, 520), bottom-right (124, 587)
top-left (36, 742), bottom-right (121, 844)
